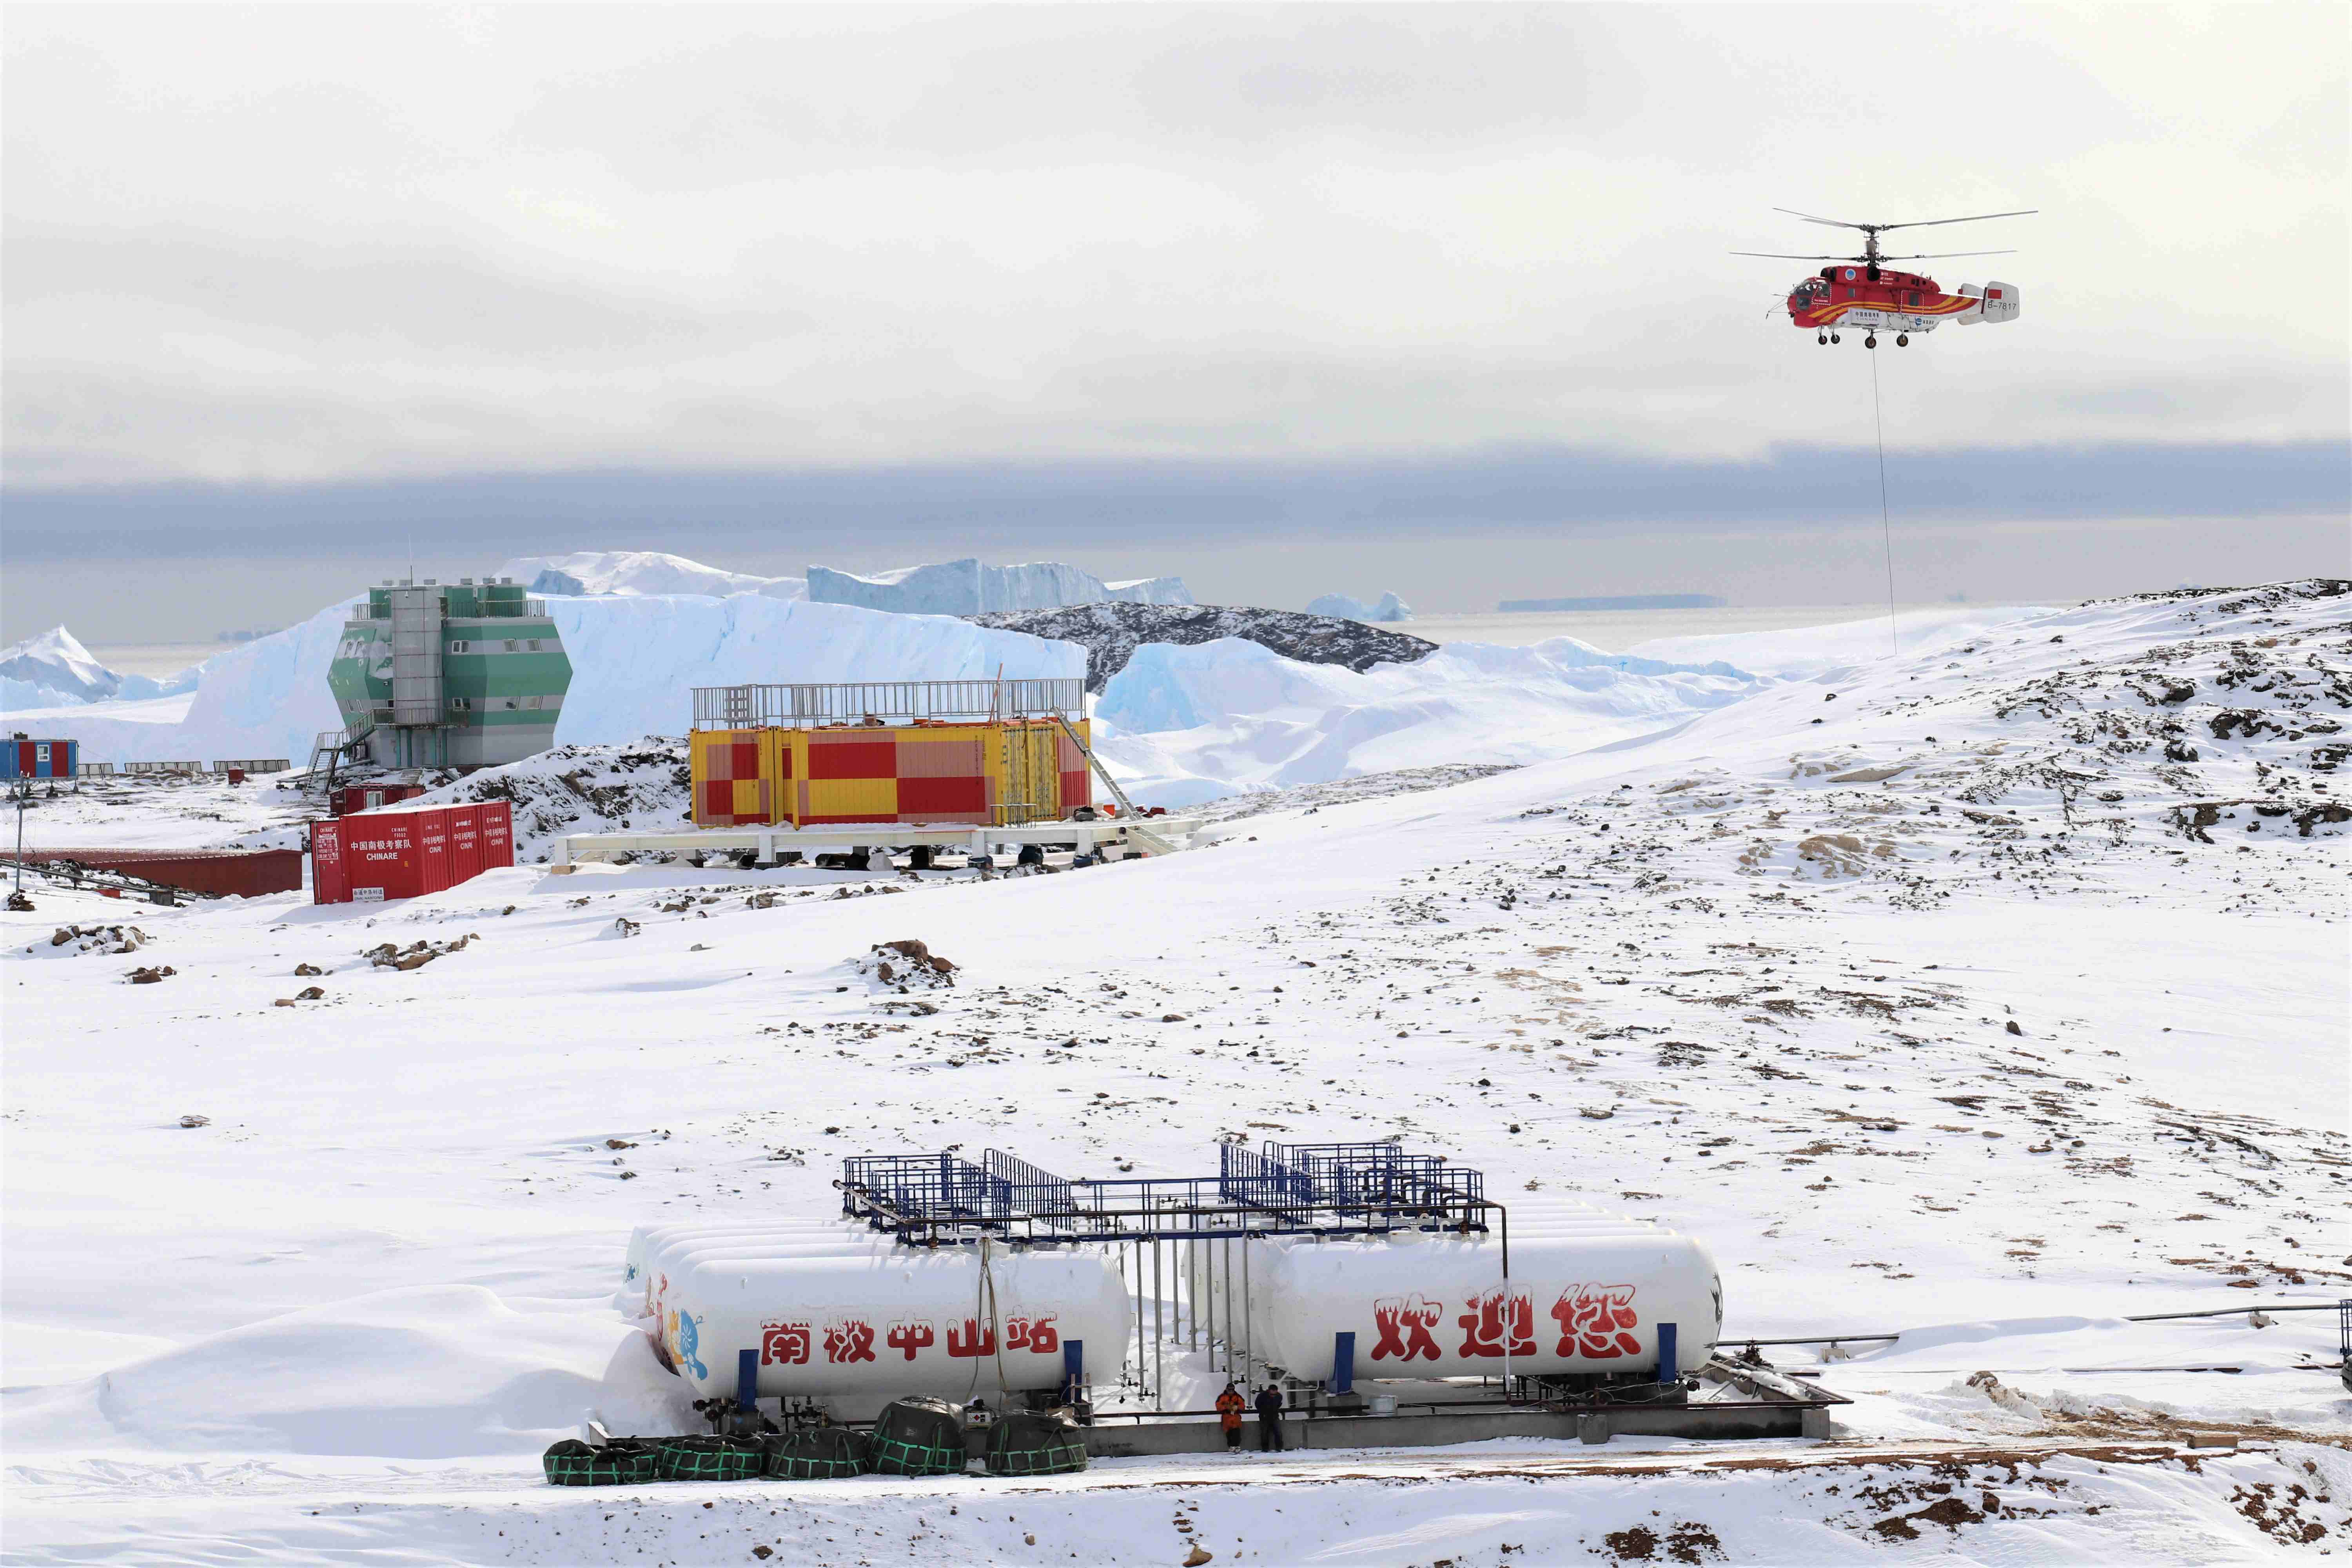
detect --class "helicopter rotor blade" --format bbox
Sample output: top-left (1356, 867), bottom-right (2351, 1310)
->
top-left (1878, 249), bottom-right (2016, 260)
top-left (1773, 207), bottom-right (1881, 232)
top-left (1728, 251), bottom-right (1866, 261)
top-left (1875, 209), bottom-right (2037, 233)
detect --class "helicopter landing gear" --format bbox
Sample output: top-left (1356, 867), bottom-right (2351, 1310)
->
top-left (1829, 332), bottom-right (1841, 344)
top-left (1864, 334), bottom-right (1878, 349)
top-left (1817, 334), bottom-right (1827, 345)
top-left (1896, 332), bottom-right (1910, 347)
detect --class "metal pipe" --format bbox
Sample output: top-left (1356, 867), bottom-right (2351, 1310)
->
top-left (1222, 1235), bottom-right (1235, 1379)
top-left (1241, 1234), bottom-right (1253, 1385)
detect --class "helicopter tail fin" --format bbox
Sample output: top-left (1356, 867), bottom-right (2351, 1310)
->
top-left (1955, 281), bottom-right (2020, 325)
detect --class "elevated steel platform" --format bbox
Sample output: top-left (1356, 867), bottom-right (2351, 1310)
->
top-left (553, 815), bottom-right (1197, 868)
top-left (837, 1141), bottom-right (1496, 1247)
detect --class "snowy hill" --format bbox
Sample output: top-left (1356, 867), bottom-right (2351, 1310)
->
top-left (968, 601), bottom-right (1437, 691)
top-left (3, 580), bottom-right (2345, 1562)
top-left (808, 557), bottom-right (1192, 614)
top-left (499, 551), bottom-right (808, 601)
top-left (1094, 633), bottom-right (1760, 805)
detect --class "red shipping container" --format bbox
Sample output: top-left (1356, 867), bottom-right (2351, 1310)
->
top-left (447, 805), bottom-right (483, 884)
top-left (319, 812), bottom-right (423, 902)
top-left (312, 819), bottom-right (349, 903)
top-left (25, 846), bottom-right (302, 898)
top-left (481, 800), bottom-right (514, 868)
top-left (313, 801), bottom-right (517, 904)
top-left (416, 809), bottom-right (452, 895)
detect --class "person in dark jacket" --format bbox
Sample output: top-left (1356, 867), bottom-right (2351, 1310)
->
top-left (1253, 1383), bottom-right (1286, 1452)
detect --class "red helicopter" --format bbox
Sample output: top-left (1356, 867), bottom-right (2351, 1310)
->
top-left (1736, 207), bottom-right (2033, 348)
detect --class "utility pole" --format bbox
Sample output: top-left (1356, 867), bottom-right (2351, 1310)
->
top-left (12, 780), bottom-right (30, 896)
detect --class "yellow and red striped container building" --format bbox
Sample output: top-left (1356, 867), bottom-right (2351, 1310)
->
top-left (689, 679), bottom-right (1093, 830)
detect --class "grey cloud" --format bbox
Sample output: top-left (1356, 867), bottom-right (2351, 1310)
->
top-left (3, 230), bottom-right (808, 358)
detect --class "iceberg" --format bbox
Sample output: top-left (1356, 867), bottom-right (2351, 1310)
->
top-left (498, 551), bottom-right (807, 602)
top-left (3, 594), bottom-right (1080, 768)
top-left (807, 557), bottom-right (1192, 615)
top-left (0, 626), bottom-right (130, 704)
top-left (1304, 592), bottom-right (1413, 623)
top-left (0, 626), bottom-right (202, 706)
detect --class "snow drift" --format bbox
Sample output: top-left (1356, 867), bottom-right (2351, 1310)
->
top-left (1093, 635), bottom-right (1762, 805)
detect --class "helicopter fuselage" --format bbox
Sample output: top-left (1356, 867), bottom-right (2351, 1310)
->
top-left (1786, 266), bottom-right (2016, 336)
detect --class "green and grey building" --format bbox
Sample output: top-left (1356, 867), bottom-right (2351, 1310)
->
top-left (326, 578), bottom-right (572, 769)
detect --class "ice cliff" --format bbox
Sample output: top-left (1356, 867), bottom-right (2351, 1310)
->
top-left (808, 558), bottom-right (1191, 615)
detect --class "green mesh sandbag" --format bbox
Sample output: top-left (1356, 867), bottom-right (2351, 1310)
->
top-left (984, 1411), bottom-right (1089, 1476)
top-left (868, 1396), bottom-right (968, 1477)
top-left (655, 1434), bottom-right (768, 1482)
top-left (543, 1438), bottom-right (659, 1486)
top-left (765, 1426), bottom-right (872, 1479)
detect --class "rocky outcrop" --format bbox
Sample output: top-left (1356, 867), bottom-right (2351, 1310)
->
top-left (967, 602), bottom-right (1438, 693)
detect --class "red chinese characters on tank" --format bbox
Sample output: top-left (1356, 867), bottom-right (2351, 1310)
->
top-left (1369, 1294), bottom-right (1445, 1361)
top-left (1455, 1287), bottom-right (1537, 1358)
top-left (1550, 1284), bottom-right (1643, 1359)
top-left (761, 1320), bottom-right (813, 1366)
top-left (885, 1319), bottom-right (936, 1361)
top-left (822, 1318), bottom-right (877, 1364)
top-left (1364, 1286), bottom-right (1642, 1361)
top-left (1005, 1314), bottom-right (1059, 1354)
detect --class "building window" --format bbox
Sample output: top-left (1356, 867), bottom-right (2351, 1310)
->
top-left (527, 639), bottom-right (541, 651)
top-left (505, 639), bottom-right (520, 652)
top-left (450, 697), bottom-right (472, 711)
top-left (449, 639), bottom-right (469, 653)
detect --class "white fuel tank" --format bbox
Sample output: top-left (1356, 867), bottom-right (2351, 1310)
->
top-left (1243, 1227), bottom-right (1721, 1381)
top-left (625, 1220), bottom-right (884, 1310)
top-left (656, 1244), bottom-right (1130, 1401)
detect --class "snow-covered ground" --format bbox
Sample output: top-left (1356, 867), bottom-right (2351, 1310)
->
top-left (3, 582), bottom-right (2346, 1564)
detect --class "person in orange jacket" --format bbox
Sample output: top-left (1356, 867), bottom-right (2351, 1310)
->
top-left (1215, 1381), bottom-right (1246, 1449)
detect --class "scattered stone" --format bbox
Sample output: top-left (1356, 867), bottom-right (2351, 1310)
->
top-left (2005, 1020), bottom-right (2024, 1036)
top-left (45, 924), bottom-right (145, 955)
top-left (294, 985), bottom-right (325, 1001)
top-left (294, 962), bottom-right (323, 976)
top-left (366, 936), bottom-right (474, 970)
top-left (127, 965), bottom-right (176, 984)
top-left (178, 1114), bottom-right (210, 1128)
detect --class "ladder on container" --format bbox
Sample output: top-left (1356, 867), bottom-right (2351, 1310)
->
top-left (1050, 714), bottom-right (1180, 855)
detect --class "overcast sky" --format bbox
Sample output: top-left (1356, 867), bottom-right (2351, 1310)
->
top-left (2, 5), bottom-right (2345, 639)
